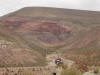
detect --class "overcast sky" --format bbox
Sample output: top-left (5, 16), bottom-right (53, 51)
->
top-left (0, 0), bottom-right (100, 16)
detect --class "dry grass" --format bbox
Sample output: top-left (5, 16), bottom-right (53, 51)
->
top-left (0, 67), bottom-right (44, 75)
top-left (61, 66), bottom-right (83, 75)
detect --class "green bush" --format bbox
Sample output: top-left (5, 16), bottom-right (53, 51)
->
top-left (61, 67), bottom-right (82, 75)
top-left (93, 68), bottom-right (99, 74)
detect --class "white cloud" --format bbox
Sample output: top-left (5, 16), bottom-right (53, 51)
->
top-left (0, 0), bottom-right (100, 16)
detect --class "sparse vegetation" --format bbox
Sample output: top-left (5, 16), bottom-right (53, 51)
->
top-left (93, 67), bottom-right (99, 74)
top-left (61, 67), bottom-right (83, 75)
top-left (60, 64), bottom-right (83, 75)
top-left (20, 70), bottom-right (34, 75)
top-left (1, 68), bottom-right (36, 75)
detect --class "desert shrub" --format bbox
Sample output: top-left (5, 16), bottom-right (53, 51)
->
top-left (60, 67), bottom-right (82, 75)
top-left (17, 69), bottom-right (34, 75)
top-left (93, 68), bottom-right (99, 74)
top-left (0, 64), bottom-right (5, 67)
top-left (23, 70), bottom-right (34, 75)
top-left (4, 72), bottom-right (9, 75)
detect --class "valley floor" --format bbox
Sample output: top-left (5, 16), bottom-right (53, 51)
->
top-left (0, 53), bottom-right (99, 75)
